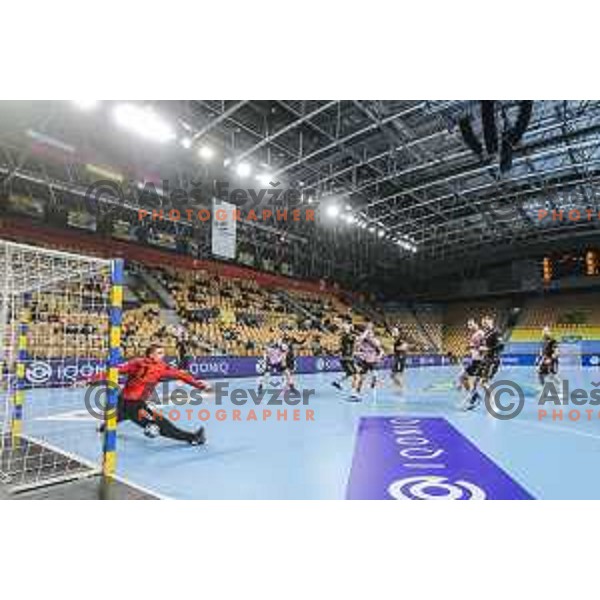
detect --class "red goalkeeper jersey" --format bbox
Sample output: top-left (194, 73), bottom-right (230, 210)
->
top-left (90, 357), bottom-right (207, 402)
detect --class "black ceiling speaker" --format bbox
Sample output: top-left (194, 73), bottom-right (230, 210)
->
top-left (499, 136), bottom-right (514, 173)
top-left (458, 115), bottom-right (483, 158)
top-left (460, 101), bottom-right (534, 173)
top-left (506, 100), bottom-right (533, 146)
top-left (500, 101), bottom-right (533, 173)
top-left (481, 101), bottom-right (498, 155)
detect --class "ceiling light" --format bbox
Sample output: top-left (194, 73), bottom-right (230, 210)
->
top-left (113, 103), bottom-right (176, 143)
top-left (326, 204), bottom-right (340, 219)
top-left (199, 145), bottom-right (215, 160)
top-left (236, 162), bottom-right (252, 177)
top-left (256, 173), bottom-right (273, 186)
top-left (71, 100), bottom-right (100, 110)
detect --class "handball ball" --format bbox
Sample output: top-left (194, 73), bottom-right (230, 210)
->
top-left (144, 423), bottom-right (160, 438)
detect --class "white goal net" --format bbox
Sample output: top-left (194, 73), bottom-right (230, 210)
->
top-left (0, 239), bottom-right (121, 493)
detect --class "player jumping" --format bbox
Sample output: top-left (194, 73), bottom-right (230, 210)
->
top-left (84, 344), bottom-right (210, 445)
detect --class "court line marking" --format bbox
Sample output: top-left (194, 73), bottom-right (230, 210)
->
top-left (497, 415), bottom-right (600, 442)
top-left (16, 433), bottom-right (171, 500)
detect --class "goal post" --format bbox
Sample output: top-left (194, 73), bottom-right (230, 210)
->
top-left (0, 239), bottom-right (123, 493)
top-left (10, 302), bottom-right (29, 444)
top-left (103, 257), bottom-right (124, 478)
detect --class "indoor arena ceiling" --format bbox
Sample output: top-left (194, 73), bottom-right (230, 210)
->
top-left (2, 100), bottom-right (600, 283)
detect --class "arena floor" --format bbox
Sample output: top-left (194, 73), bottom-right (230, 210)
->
top-left (3, 365), bottom-right (600, 499)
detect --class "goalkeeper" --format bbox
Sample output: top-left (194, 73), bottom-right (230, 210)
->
top-left (81, 344), bottom-right (211, 445)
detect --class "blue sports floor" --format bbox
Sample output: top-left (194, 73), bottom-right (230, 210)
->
top-left (5, 365), bottom-right (600, 499)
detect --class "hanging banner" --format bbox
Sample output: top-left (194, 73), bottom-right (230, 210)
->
top-left (211, 198), bottom-right (237, 259)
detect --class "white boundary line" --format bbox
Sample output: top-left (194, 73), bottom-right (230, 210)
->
top-left (11, 433), bottom-right (171, 500)
top-left (505, 416), bottom-right (600, 442)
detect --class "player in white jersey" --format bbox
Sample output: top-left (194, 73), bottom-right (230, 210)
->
top-left (258, 338), bottom-right (295, 392)
top-left (458, 318), bottom-right (485, 410)
top-left (351, 322), bottom-right (384, 401)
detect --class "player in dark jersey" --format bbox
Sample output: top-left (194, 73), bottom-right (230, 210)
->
top-left (283, 333), bottom-right (304, 391)
top-left (84, 344), bottom-right (210, 445)
top-left (283, 333), bottom-right (304, 374)
top-left (390, 327), bottom-right (409, 389)
top-left (174, 327), bottom-right (196, 370)
top-left (480, 315), bottom-right (503, 386)
top-left (537, 326), bottom-right (559, 385)
top-left (475, 315), bottom-right (505, 412)
top-left (332, 322), bottom-right (356, 391)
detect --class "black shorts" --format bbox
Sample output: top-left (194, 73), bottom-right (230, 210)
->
top-left (117, 398), bottom-right (155, 425)
top-left (266, 361), bottom-right (286, 375)
top-left (392, 355), bottom-right (406, 374)
top-left (340, 357), bottom-right (356, 376)
top-left (538, 357), bottom-right (558, 375)
top-left (481, 355), bottom-right (500, 381)
top-left (355, 358), bottom-right (376, 374)
top-left (465, 359), bottom-right (483, 377)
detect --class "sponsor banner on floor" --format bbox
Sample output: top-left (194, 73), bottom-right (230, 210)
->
top-left (346, 417), bottom-right (534, 500)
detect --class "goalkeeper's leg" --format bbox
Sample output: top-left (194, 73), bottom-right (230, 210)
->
top-left (126, 401), bottom-right (206, 445)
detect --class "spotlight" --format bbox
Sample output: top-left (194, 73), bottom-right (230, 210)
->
top-left (396, 238), bottom-right (418, 253)
top-left (347, 215), bottom-right (356, 225)
top-left (236, 162), bottom-right (252, 177)
top-left (199, 145), bottom-right (215, 160)
top-left (326, 204), bottom-right (340, 219)
top-left (113, 103), bottom-right (176, 143)
top-left (71, 100), bottom-right (100, 110)
top-left (180, 137), bottom-right (192, 149)
top-left (377, 230), bottom-right (385, 238)
top-left (368, 226), bottom-right (375, 234)
top-left (256, 173), bottom-right (273, 186)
